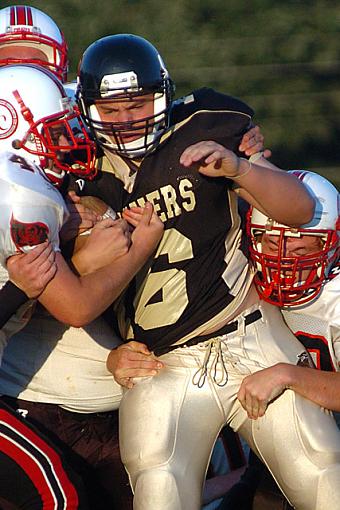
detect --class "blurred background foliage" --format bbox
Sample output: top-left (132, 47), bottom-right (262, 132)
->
top-left (3, 0), bottom-right (340, 187)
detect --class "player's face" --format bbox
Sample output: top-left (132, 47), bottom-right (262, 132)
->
top-left (261, 233), bottom-right (322, 258)
top-left (0, 45), bottom-right (48, 63)
top-left (261, 232), bottom-right (323, 284)
top-left (44, 123), bottom-right (72, 173)
top-left (95, 94), bottom-right (154, 142)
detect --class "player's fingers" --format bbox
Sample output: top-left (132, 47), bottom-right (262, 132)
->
top-left (127, 368), bottom-right (160, 378)
top-left (242, 389), bottom-right (259, 420)
top-left (263, 148), bottom-right (272, 159)
top-left (115, 375), bottom-right (134, 389)
top-left (39, 262), bottom-right (58, 286)
top-left (257, 398), bottom-right (268, 418)
top-left (66, 190), bottom-right (80, 204)
top-left (123, 357), bottom-right (163, 370)
top-left (249, 397), bottom-right (261, 420)
top-left (92, 218), bottom-right (116, 230)
top-left (123, 208), bottom-right (143, 220)
top-left (180, 144), bottom-right (214, 166)
top-left (243, 392), bottom-right (253, 418)
top-left (113, 218), bottom-right (131, 235)
top-left (139, 202), bottom-right (154, 226)
top-left (116, 367), bottom-right (160, 388)
top-left (25, 241), bottom-right (51, 262)
top-left (37, 253), bottom-right (57, 275)
top-left (123, 341), bottom-right (153, 355)
top-left (118, 349), bottom-right (163, 367)
top-left (204, 150), bottom-right (225, 165)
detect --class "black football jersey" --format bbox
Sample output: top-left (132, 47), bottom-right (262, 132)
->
top-left (69, 88), bottom-right (255, 353)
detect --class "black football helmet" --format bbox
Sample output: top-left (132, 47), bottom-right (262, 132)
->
top-left (77, 34), bottom-right (175, 158)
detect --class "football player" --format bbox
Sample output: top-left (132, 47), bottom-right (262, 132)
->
top-left (69, 33), bottom-right (340, 510)
top-left (239, 170), bottom-right (340, 417)
top-left (0, 64), bottom-right (164, 510)
top-left (0, 63), bottom-right (94, 510)
top-left (0, 4), bottom-right (93, 327)
top-left (220, 171), bottom-right (339, 510)
top-left (0, 65), bottom-right (160, 324)
top-left (0, 4), bottom-right (68, 82)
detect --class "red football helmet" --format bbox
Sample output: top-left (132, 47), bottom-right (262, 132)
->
top-left (0, 65), bottom-right (97, 184)
top-left (247, 171), bottom-right (340, 307)
top-left (0, 5), bottom-right (68, 82)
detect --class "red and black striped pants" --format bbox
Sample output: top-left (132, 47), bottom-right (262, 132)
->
top-left (0, 401), bottom-right (88, 509)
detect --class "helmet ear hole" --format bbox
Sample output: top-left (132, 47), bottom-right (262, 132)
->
top-left (247, 171), bottom-right (340, 307)
top-left (77, 34), bottom-right (174, 158)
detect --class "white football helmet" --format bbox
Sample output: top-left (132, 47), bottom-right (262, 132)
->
top-left (248, 170), bottom-right (340, 307)
top-left (0, 5), bottom-right (68, 82)
top-left (0, 65), bottom-right (96, 184)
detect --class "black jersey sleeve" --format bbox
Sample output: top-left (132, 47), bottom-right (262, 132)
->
top-left (65, 167), bottom-right (125, 212)
top-left (0, 281), bottom-right (28, 328)
top-left (170, 88), bottom-right (254, 125)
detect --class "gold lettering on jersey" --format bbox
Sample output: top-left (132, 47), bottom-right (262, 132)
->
top-left (126, 178), bottom-right (196, 222)
top-left (159, 185), bottom-right (181, 220)
top-left (179, 178), bottom-right (196, 211)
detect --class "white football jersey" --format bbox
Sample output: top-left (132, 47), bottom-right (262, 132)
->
top-left (0, 152), bottom-right (125, 411)
top-left (0, 151), bottom-right (69, 267)
top-left (282, 270), bottom-right (340, 372)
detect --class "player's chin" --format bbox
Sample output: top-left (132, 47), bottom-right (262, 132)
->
top-left (120, 135), bottom-right (141, 144)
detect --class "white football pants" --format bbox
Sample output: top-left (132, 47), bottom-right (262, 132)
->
top-left (119, 301), bottom-right (340, 510)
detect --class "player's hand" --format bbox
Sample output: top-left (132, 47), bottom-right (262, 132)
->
top-left (122, 205), bottom-right (144, 228)
top-left (106, 341), bottom-right (164, 389)
top-left (180, 141), bottom-right (245, 179)
top-left (7, 241), bottom-right (57, 298)
top-left (237, 364), bottom-right (291, 420)
top-left (60, 191), bottom-right (100, 243)
top-left (128, 202), bottom-right (164, 258)
top-left (72, 218), bottom-right (131, 274)
top-left (238, 125), bottom-right (272, 159)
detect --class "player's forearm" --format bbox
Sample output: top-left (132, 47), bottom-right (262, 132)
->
top-left (38, 247), bottom-right (150, 327)
top-left (283, 364), bottom-right (340, 411)
top-left (234, 160), bottom-right (314, 226)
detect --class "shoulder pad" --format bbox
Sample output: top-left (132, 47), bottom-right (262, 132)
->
top-left (170, 87), bottom-right (254, 125)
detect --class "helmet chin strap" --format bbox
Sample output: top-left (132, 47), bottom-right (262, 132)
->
top-left (112, 129), bottom-right (162, 159)
top-left (89, 92), bottom-right (167, 158)
top-left (43, 166), bottom-right (66, 187)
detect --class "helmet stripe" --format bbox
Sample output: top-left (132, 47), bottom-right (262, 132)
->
top-left (15, 6), bottom-right (25, 25)
top-left (290, 170), bottom-right (308, 182)
top-left (25, 6), bottom-right (33, 26)
top-left (10, 6), bottom-right (15, 25)
top-left (10, 6), bottom-right (33, 26)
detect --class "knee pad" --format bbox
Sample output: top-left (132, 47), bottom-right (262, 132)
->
top-left (133, 469), bottom-right (181, 510)
top-left (248, 391), bottom-right (340, 509)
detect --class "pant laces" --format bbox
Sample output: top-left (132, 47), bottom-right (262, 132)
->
top-left (192, 337), bottom-right (237, 388)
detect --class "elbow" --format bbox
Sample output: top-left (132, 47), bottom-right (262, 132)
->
top-left (65, 319), bottom-right (88, 328)
top-left (49, 309), bottom-right (93, 328)
top-left (64, 314), bottom-right (93, 328)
